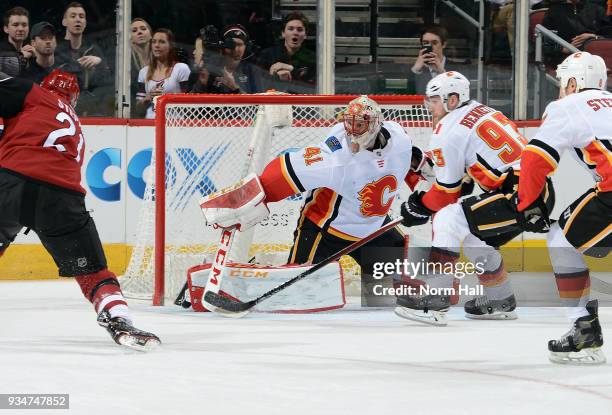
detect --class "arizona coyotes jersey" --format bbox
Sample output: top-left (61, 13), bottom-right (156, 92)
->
top-left (422, 100), bottom-right (527, 211)
top-left (0, 75), bottom-right (86, 193)
top-left (518, 89), bottom-right (612, 210)
top-left (260, 122), bottom-right (413, 240)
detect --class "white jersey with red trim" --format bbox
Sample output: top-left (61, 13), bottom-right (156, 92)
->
top-left (518, 89), bottom-right (612, 210)
top-left (279, 121), bottom-right (413, 239)
top-left (429, 100), bottom-right (526, 193)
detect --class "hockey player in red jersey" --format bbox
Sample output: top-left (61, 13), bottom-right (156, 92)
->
top-left (516, 52), bottom-right (610, 365)
top-left (396, 71), bottom-right (555, 325)
top-left (0, 69), bottom-right (160, 351)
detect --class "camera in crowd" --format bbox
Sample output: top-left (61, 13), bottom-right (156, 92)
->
top-left (199, 24), bottom-right (258, 60)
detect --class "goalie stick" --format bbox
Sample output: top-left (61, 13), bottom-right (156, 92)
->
top-left (204, 217), bottom-right (404, 317)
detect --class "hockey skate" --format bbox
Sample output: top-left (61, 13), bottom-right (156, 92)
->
top-left (464, 294), bottom-right (517, 320)
top-left (394, 295), bottom-right (450, 326)
top-left (548, 300), bottom-right (606, 365)
top-left (97, 311), bottom-right (161, 352)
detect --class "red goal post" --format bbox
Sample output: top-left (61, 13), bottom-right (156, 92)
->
top-left (121, 93), bottom-right (430, 305)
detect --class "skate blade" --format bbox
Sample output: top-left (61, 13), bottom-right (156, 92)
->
top-left (549, 348), bottom-right (607, 365)
top-left (465, 311), bottom-right (517, 320)
top-left (118, 334), bottom-right (161, 352)
top-left (394, 306), bottom-right (448, 326)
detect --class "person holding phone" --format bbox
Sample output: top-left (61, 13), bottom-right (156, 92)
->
top-left (408, 25), bottom-right (451, 94)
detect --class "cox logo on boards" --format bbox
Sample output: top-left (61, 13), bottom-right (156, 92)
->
top-left (86, 146), bottom-right (307, 203)
top-left (85, 145), bottom-right (229, 202)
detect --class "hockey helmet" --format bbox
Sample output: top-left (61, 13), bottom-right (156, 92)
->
top-left (556, 52), bottom-right (607, 92)
top-left (425, 71), bottom-right (470, 112)
top-left (41, 69), bottom-right (80, 107)
top-left (342, 95), bottom-right (382, 152)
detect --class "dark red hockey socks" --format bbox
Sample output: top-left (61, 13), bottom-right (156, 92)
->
top-left (75, 269), bottom-right (131, 322)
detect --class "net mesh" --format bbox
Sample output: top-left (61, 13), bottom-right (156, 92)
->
top-left (121, 96), bottom-right (432, 304)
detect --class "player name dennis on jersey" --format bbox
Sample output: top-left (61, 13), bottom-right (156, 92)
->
top-left (459, 104), bottom-right (495, 128)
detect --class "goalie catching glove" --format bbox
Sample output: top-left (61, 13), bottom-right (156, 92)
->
top-left (200, 173), bottom-right (270, 231)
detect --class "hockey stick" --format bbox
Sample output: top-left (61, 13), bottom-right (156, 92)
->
top-left (204, 217), bottom-right (404, 316)
top-left (201, 226), bottom-right (239, 314)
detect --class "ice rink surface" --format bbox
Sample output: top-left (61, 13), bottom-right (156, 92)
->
top-left (1, 279), bottom-right (611, 415)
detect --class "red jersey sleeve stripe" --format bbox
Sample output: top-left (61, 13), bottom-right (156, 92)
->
top-left (422, 183), bottom-right (461, 212)
top-left (525, 138), bottom-right (561, 168)
top-left (260, 156), bottom-right (299, 203)
top-left (468, 163), bottom-right (506, 191)
top-left (517, 148), bottom-right (555, 211)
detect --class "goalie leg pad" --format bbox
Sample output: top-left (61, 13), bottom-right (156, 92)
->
top-left (187, 262), bottom-right (346, 313)
top-left (200, 173), bottom-right (270, 231)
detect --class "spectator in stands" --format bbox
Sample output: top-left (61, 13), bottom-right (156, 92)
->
top-left (131, 18), bottom-right (152, 117)
top-left (257, 12), bottom-right (316, 92)
top-left (207, 24), bottom-right (259, 94)
top-left (22, 22), bottom-right (58, 84)
top-left (55, 2), bottom-right (111, 116)
top-left (408, 25), bottom-right (456, 94)
top-left (189, 32), bottom-right (210, 93)
top-left (131, 18), bottom-right (151, 81)
top-left (489, 0), bottom-right (543, 56)
top-left (542, 0), bottom-right (612, 65)
top-left (136, 28), bottom-right (190, 119)
top-left (0, 6), bottom-right (34, 77)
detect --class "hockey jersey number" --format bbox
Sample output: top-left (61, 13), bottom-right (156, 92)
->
top-left (44, 112), bottom-right (85, 162)
top-left (476, 112), bottom-right (527, 164)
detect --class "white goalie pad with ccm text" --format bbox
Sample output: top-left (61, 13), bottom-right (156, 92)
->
top-left (187, 262), bottom-right (346, 313)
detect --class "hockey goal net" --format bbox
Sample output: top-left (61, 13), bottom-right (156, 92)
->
top-left (121, 93), bottom-right (431, 305)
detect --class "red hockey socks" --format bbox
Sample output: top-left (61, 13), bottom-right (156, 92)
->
top-left (75, 269), bottom-right (131, 322)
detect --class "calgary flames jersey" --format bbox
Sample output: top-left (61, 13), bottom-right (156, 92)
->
top-left (518, 89), bottom-right (612, 210)
top-left (260, 121), bottom-right (413, 240)
top-left (422, 100), bottom-right (527, 211)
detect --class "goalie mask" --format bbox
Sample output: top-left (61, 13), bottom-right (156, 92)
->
top-left (556, 52), bottom-right (607, 92)
top-left (41, 69), bottom-right (80, 108)
top-left (425, 71), bottom-right (470, 113)
top-left (342, 95), bottom-right (382, 152)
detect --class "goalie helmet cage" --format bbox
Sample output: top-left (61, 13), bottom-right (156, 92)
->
top-left (121, 93), bottom-right (431, 305)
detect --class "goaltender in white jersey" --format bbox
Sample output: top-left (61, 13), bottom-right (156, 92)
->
top-left (261, 114), bottom-right (412, 241)
top-left (202, 95), bottom-right (427, 306)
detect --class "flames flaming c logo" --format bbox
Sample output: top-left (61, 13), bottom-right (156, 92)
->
top-left (357, 175), bottom-right (398, 217)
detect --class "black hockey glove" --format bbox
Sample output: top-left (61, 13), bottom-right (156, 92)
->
top-left (401, 191), bottom-right (434, 227)
top-left (411, 146), bottom-right (426, 171)
top-left (460, 176), bottom-right (475, 197)
top-left (510, 192), bottom-right (551, 233)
